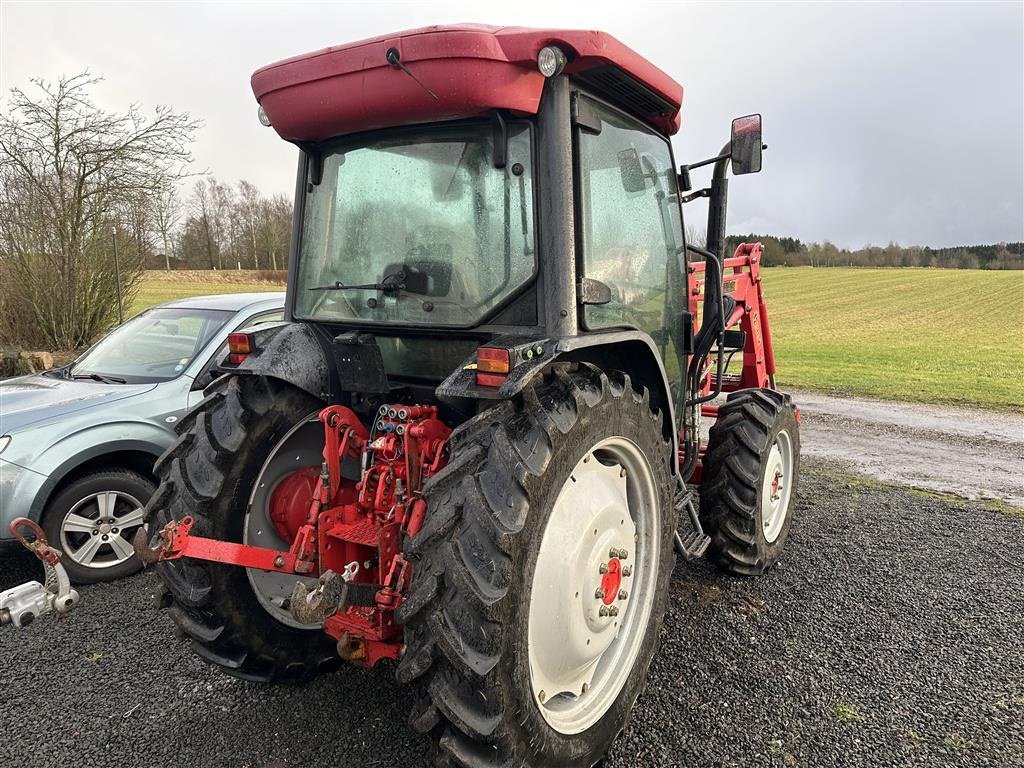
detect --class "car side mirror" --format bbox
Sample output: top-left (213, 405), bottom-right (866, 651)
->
top-left (730, 114), bottom-right (763, 175)
top-left (618, 148), bottom-right (647, 193)
top-left (191, 368), bottom-right (218, 391)
top-left (191, 352), bottom-right (226, 391)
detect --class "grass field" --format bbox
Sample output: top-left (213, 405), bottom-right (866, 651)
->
top-left (761, 268), bottom-right (1024, 410)
top-left (130, 270), bottom-right (285, 315)
top-left (131, 268), bottom-right (1024, 410)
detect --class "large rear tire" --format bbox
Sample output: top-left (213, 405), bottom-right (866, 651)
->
top-left (145, 374), bottom-right (339, 682)
top-left (397, 364), bottom-right (675, 767)
top-left (699, 388), bottom-right (800, 576)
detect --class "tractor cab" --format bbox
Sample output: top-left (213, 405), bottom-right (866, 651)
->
top-left (250, 25), bottom-right (691, 408)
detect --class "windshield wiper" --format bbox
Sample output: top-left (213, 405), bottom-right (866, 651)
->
top-left (308, 270), bottom-right (427, 295)
top-left (72, 372), bottom-right (128, 384)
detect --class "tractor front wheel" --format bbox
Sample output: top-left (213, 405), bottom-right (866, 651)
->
top-left (699, 388), bottom-right (800, 575)
top-left (397, 364), bottom-right (675, 767)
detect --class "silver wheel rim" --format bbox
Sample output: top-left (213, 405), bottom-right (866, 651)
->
top-left (527, 436), bottom-right (660, 735)
top-left (244, 413), bottom-right (326, 629)
top-left (761, 430), bottom-right (794, 544)
top-left (60, 490), bottom-right (145, 568)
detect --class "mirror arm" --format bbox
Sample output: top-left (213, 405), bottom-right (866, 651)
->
top-left (678, 187), bottom-right (711, 204)
top-left (684, 150), bottom-right (731, 173)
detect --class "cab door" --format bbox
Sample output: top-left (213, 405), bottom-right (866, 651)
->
top-left (575, 95), bottom-right (687, 403)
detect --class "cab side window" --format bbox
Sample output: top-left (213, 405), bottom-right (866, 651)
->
top-left (577, 97), bottom-right (685, 390)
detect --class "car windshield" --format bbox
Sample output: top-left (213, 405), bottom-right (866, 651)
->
top-left (295, 122), bottom-right (535, 327)
top-left (71, 307), bottom-right (233, 384)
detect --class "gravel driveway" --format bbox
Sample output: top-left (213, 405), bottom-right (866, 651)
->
top-left (794, 391), bottom-right (1024, 508)
top-left (1, 459), bottom-right (1021, 767)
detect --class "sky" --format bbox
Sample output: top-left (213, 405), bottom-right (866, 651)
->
top-left (1, 1), bottom-right (1021, 249)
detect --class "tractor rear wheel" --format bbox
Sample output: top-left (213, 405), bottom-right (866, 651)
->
top-left (397, 364), bottom-right (675, 768)
top-left (699, 388), bottom-right (800, 576)
top-left (145, 374), bottom-right (339, 682)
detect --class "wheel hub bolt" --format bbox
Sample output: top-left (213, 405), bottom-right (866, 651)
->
top-left (608, 606), bottom-right (620, 617)
top-left (622, 565), bottom-right (632, 577)
top-left (598, 563), bottom-right (608, 574)
top-left (594, 588), bottom-right (605, 600)
top-left (618, 590), bottom-right (628, 600)
top-left (609, 547), bottom-right (628, 559)
top-left (599, 606), bottom-right (610, 617)
top-left (102, 535), bottom-right (108, 541)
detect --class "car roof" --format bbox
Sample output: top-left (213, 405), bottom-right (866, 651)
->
top-left (155, 292), bottom-right (285, 313)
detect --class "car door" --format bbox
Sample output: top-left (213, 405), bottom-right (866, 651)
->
top-left (186, 309), bottom-right (285, 409)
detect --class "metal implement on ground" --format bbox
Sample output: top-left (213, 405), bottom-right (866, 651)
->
top-left (0, 518), bottom-right (80, 628)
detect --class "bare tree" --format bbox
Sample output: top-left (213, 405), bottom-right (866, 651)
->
top-left (0, 72), bottom-right (199, 348)
top-left (152, 182), bottom-right (182, 270)
top-left (190, 178), bottom-right (217, 269)
top-left (262, 193), bottom-right (293, 271)
top-left (238, 180), bottom-right (262, 269)
top-left (210, 180), bottom-right (234, 269)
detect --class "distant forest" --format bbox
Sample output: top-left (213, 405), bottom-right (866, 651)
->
top-left (724, 235), bottom-right (1024, 270)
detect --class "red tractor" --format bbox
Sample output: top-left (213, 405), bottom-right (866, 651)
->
top-left (139, 25), bottom-right (800, 767)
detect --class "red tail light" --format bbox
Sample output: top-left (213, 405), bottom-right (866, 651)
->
top-left (475, 347), bottom-right (510, 388)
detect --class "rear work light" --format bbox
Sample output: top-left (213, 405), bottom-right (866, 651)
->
top-left (475, 347), bottom-right (510, 388)
top-left (227, 333), bottom-right (254, 365)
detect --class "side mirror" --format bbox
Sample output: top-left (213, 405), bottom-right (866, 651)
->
top-left (191, 366), bottom-right (220, 391)
top-left (618, 148), bottom-right (646, 193)
top-left (730, 114), bottom-right (763, 175)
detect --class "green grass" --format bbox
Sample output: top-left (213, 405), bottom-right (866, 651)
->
top-left (130, 267), bottom-right (1024, 410)
top-left (760, 267), bottom-right (1024, 410)
top-left (834, 702), bottom-right (864, 723)
top-left (130, 271), bottom-right (284, 316)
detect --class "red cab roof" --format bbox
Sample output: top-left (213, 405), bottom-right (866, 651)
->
top-left (251, 24), bottom-right (683, 143)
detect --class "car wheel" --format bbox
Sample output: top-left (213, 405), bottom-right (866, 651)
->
top-left (42, 470), bottom-right (155, 584)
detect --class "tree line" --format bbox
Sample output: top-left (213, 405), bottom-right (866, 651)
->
top-left (725, 234), bottom-right (1024, 270)
top-left (161, 178), bottom-right (291, 273)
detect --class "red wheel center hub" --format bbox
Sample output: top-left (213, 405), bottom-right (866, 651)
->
top-left (600, 558), bottom-right (622, 605)
top-left (268, 467), bottom-right (319, 543)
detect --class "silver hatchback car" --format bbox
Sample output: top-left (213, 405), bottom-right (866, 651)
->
top-left (0, 292), bottom-right (284, 583)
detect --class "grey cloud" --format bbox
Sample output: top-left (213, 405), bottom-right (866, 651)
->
top-left (2, 1), bottom-right (1020, 248)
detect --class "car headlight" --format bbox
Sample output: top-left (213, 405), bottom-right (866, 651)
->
top-left (0, 436), bottom-right (10, 456)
